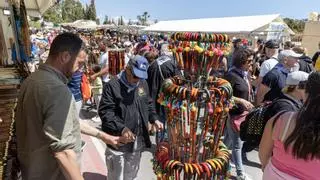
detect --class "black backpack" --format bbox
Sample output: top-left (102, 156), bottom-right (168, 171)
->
top-left (239, 99), bottom-right (295, 150)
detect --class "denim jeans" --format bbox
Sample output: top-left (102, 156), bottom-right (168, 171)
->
top-left (226, 116), bottom-right (245, 176)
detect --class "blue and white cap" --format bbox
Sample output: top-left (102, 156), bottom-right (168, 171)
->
top-left (129, 55), bottom-right (149, 79)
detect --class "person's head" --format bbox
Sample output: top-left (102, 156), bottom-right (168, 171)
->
top-left (125, 55), bottom-right (149, 84)
top-left (264, 39), bottom-right (279, 58)
top-left (232, 38), bottom-right (242, 49)
top-left (92, 65), bottom-right (101, 74)
top-left (278, 50), bottom-right (301, 68)
top-left (292, 46), bottom-right (307, 56)
top-left (283, 71), bottom-right (309, 102)
top-left (144, 51), bottom-right (158, 63)
top-left (284, 41), bottom-right (294, 50)
top-left (232, 47), bottom-right (254, 71)
top-left (140, 34), bottom-right (148, 42)
top-left (47, 33), bottom-right (87, 78)
top-left (257, 38), bottom-right (264, 46)
top-left (284, 71), bottom-right (320, 160)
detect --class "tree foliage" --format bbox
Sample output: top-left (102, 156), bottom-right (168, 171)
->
top-left (85, 0), bottom-right (97, 20)
top-left (103, 15), bottom-right (109, 24)
top-left (283, 18), bottom-right (306, 33)
top-left (137, 11), bottom-right (150, 26)
top-left (43, 0), bottom-right (98, 23)
top-left (61, 0), bottom-right (85, 22)
top-left (120, 16), bottom-right (125, 25)
top-left (42, 3), bottom-right (63, 24)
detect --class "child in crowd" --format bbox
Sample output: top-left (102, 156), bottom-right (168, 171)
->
top-left (91, 65), bottom-right (103, 122)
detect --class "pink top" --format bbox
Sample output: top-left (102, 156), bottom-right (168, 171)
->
top-left (271, 112), bottom-right (320, 180)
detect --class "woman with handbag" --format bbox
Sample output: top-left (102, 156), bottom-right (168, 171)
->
top-left (259, 72), bottom-right (320, 180)
top-left (224, 47), bottom-right (255, 180)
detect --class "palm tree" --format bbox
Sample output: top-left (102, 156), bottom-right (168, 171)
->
top-left (137, 11), bottom-right (150, 25)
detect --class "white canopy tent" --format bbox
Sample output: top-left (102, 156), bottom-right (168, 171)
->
top-left (143, 14), bottom-right (295, 36)
top-left (61, 20), bottom-right (98, 30)
top-left (0, 0), bottom-right (58, 17)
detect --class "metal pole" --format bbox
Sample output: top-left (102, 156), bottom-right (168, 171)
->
top-left (9, 2), bottom-right (22, 63)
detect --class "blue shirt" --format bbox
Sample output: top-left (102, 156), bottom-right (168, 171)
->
top-left (67, 71), bottom-right (83, 102)
top-left (262, 63), bottom-right (289, 102)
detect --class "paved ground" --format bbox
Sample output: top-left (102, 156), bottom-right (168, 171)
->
top-left (80, 106), bottom-right (262, 180)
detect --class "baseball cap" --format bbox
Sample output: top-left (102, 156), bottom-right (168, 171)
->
top-left (280, 50), bottom-right (302, 58)
top-left (265, 39), bottom-right (279, 49)
top-left (141, 34), bottom-right (148, 41)
top-left (286, 71), bottom-right (309, 86)
top-left (123, 41), bottom-right (132, 47)
top-left (129, 55), bottom-right (149, 79)
top-left (232, 38), bottom-right (242, 44)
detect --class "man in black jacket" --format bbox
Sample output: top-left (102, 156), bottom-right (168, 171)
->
top-left (147, 44), bottom-right (180, 143)
top-left (98, 55), bottom-right (163, 180)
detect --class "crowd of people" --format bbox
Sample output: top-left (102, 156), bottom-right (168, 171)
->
top-left (14, 28), bottom-right (320, 180)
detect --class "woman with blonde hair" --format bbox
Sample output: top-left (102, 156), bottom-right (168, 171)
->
top-left (259, 71), bottom-right (320, 180)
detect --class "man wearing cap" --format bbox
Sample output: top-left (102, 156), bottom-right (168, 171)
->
top-left (257, 50), bottom-right (302, 103)
top-left (263, 71), bottom-right (308, 125)
top-left (98, 55), bottom-right (163, 180)
top-left (256, 39), bottom-right (280, 104)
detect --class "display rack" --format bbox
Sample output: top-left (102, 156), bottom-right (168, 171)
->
top-left (153, 32), bottom-right (233, 179)
top-left (108, 49), bottom-right (126, 75)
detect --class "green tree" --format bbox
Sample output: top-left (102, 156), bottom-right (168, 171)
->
top-left (61, 0), bottom-right (85, 22)
top-left (283, 18), bottom-right (306, 33)
top-left (43, 3), bottom-right (62, 24)
top-left (103, 15), bottom-right (109, 24)
top-left (137, 11), bottom-right (150, 26)
top-left (120, 16), bottom-right (125, 25)
top-left (85, 0), bottom-right (97, 20)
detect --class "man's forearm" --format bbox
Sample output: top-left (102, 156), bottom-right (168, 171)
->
top-left (80, 121), bottom-right (101, 137)
top-left (55, 149), bottom-right (83, 180)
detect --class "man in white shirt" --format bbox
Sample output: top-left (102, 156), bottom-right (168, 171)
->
top-left (256, 39), bottom-right (279, 104)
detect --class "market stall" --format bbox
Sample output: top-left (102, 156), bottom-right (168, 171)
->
top-left (0, 0), bottom-right (57, 179)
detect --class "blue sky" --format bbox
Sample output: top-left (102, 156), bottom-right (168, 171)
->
top-left (80, 0), bottom-right (319, 21)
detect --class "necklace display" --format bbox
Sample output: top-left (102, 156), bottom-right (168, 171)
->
top-left (153, 33), bottom-right (233, 180)
top-left (108, 49), bottom-right (126, 75)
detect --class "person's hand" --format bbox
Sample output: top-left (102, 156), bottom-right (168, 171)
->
top-left (99, 132), bottom-right (126, 149)
top-left (121, 127), bottom-right (136, 143)
top-left (90, 74), bottom-right (97, 81)
top-left (240, 99), bottom-right (254, 111)
top-left (153, 120), bottom-right (164, 132)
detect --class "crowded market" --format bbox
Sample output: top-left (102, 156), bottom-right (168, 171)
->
top-left (0, 0), bottom-right (320, 180)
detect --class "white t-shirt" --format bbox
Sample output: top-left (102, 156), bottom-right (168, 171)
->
top-left (100, 52), bottom-right (110, 82)
top-left (259, 56), bottom-right (279, 77)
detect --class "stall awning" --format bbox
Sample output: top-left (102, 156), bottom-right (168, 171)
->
top-left (143, 14), bottom-right (293, 34)
top-left (0, 0), bottom-right (58, 16)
